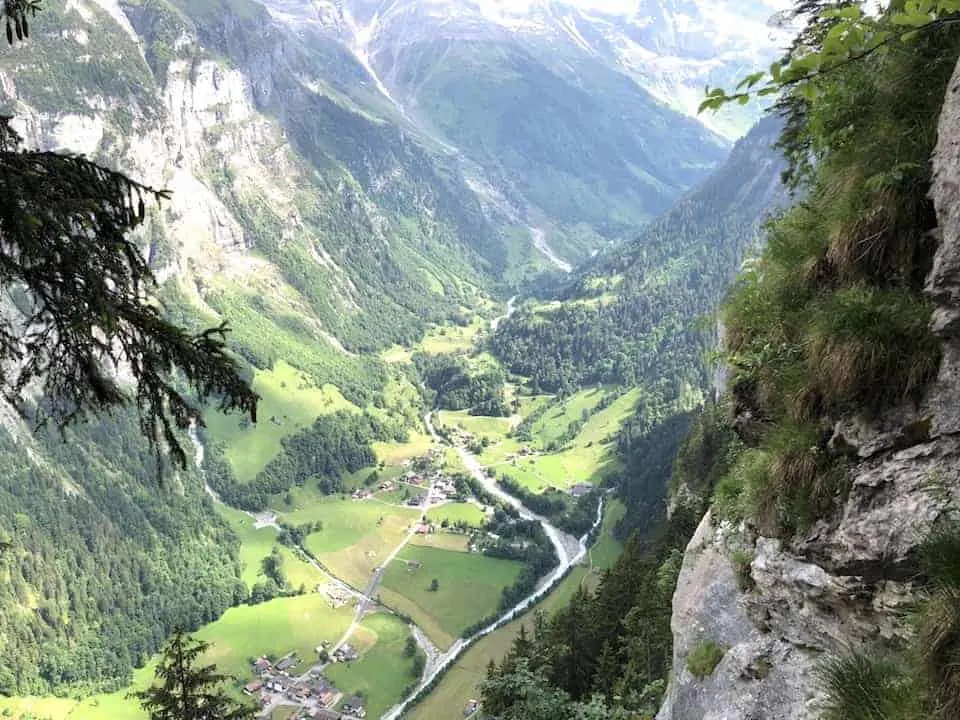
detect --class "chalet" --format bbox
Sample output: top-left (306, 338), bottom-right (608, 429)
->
top-left (414, 523), bottom-right (432, 535)
top-left (266, 679), bottom-right (285, 693)
top-left (406, 496), bottom-right (423, 507)
top-left (312, 677), bottom-right (338, 707)
top-left (464, 699), bottom-right (480, 716)
top-left (568, 482), bottom-right (593, 498)
top-left (333, 643), bottom-right (359, 662)
top-left (378, 480), bottom-right (394, 491)
top-left (407, 559), bottom-right (422, 569)
top-left (242, 680), bottom-right (263, 695)
top-left (252, 656), bottom-right (272, 675)
top-left (275, 653), bottom-right (299, 673)
top-left (341, 696), bottom-right (366, 718)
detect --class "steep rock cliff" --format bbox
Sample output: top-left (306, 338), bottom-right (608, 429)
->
top-left (657, 55), bottom-right (960, 720)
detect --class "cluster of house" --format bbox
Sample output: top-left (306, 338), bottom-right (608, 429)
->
top-left (244, 652), bottom-right (366, 719)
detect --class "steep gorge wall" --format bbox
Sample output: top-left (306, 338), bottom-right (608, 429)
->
top-left (656, 55), bottom-right (960, 720)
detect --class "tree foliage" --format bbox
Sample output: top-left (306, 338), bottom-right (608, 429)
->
top-left (0, 2), bottom-right (256, 470)
top-left (134, 630), bottom-right (255, 720)
top-left (702, 1), bottom-right (960, 114)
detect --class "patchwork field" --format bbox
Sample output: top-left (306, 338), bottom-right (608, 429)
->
top-left (278, 490), bottom-right (421, 589)
top-left (325, 613), bottom-right (423, 719)
top-left (378, 545), bottom-right (524, 649)
top-left (407, 499), bottom-right (627, 720)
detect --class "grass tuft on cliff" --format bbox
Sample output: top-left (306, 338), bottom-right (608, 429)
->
top-left (715, 17), bottom-right (960, 536)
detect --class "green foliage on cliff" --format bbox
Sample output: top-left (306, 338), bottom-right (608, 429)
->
top-left (716, 9), bottom-right (960, 535)
top-left (820, 527), bottom-right (960, 720)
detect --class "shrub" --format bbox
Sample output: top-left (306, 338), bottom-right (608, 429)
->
top-left (818, 651), bottom-right (916, 720)
top-left (729, 549), bottom-right (754, 592)
top-left (687, 641), bottom-right (726, 679)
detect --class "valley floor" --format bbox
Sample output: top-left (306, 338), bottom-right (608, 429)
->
top-left (0, 298), bottom-right (635, 720)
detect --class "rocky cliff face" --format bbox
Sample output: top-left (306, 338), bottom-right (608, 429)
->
top-left (656, 55), bottom-right (960, 720)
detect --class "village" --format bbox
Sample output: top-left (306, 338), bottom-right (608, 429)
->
top-left (244, 646), bottom-right (365, 720)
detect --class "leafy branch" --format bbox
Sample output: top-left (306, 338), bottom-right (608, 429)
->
top-left (701, 1), bottom-right (960, 112)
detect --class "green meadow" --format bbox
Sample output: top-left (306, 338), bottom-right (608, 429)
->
top-left (408, 499), bottom-right (627, 720)
top-left (425, 502), bottom-right (487, 527)
top-left (326, 613), bottom-right (423, 719)
top-left (205, 360), bottom-right (356, 481)
top-left (378, 545), bottom-right (524, 649)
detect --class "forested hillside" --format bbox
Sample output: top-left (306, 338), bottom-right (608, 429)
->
top-left (492, 116), bottom-right (786, 403)
top-left (0, 410), bottom-right (241, 696)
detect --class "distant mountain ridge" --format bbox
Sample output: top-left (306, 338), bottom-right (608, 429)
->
top-left (275, 0), bottom-right (791, 140)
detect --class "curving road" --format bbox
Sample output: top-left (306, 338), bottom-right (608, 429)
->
top-left (381, 415), bottom-right (603, 720)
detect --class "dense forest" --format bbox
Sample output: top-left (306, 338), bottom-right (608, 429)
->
top-left (491, 116), bottom-right (786, 398)
top-left (203, 410), bottom-right (404, 510)
top-left (0, 411), bottom-right (244, 696)
top-left (414, 353), bottom-right (510, 416)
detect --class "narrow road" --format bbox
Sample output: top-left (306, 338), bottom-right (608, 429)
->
top-left (381, 417), bottom-right (604, 720)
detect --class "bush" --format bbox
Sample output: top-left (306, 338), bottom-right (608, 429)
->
top-left (818, 651), bottom-right (916, 720)
top-left (687, 641), bottom-right (726, 679)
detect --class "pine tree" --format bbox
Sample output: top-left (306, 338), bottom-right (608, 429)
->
top-left (135, 630), bottom-right (255, 720)
top-left (0, 1), bottom-right (257, 469)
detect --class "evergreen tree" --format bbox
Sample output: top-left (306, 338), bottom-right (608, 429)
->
top-left (0, 1), bottom-right (257, 469)
top-left (135, 630), bottom-right (255, 720)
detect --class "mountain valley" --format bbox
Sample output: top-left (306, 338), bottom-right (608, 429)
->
top-left (0, 1), bottom-right (834, 719)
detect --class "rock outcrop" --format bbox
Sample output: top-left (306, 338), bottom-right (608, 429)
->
top-left (657, 55), bottom-right (960, 720)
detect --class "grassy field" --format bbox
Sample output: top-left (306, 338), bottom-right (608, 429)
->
top-left (409, 532), bottom-right (472, 552)
top-left (326, 613), bottom-right (422, 719)
top-left (588, 499), bottom-right (627, 573)
top-left (219, 505), bottom-right (325, 590)
top-left (278, 490), bottom-right (421, 589)
top-left (205, 360), bottom-right (356, 481)
top-left (420, 318), bottom-right (485, 355)
top-left (436, 410), bottom-right (512, 439)
top-left (6, 595), bottom-right (358, 720)
top-left (372, 432), bottom-right (434, 466)
top-left (378, 545), bottom-right (524, 648)
top-left (407, 500), bottom-right (627, 720)
top-left (425, 502), bottom-right (486, 527)
top-left (480, 390), bottom-right (641, 493)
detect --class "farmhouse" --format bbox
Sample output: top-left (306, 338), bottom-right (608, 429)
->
top-left (407, 559), bottom-right (422, 569)
top-left (275, 652), bottom-right (299, 673)
top-left (568, 482), bottom-right (593, 498)
top-left (332, 643), bottom-right (359, 662)
top-left (312, 709), bottom-right (342, 720)
top-left (252, 656), bottom-right (272, 675)
top-left (242, 680), bottom-right (263, 695)
top-left (414, 523), bottom-right (432, 534)
top-left (341, 695), bottom-right (367, 717)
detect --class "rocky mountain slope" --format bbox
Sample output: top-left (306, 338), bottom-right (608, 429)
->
top-left (289, 0), bottom-right (792, 140)
top-left (656, 49), bottom-right (960, 720)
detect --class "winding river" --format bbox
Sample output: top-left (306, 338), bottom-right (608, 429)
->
top-left (191, 295), bottom-right (606, 719)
